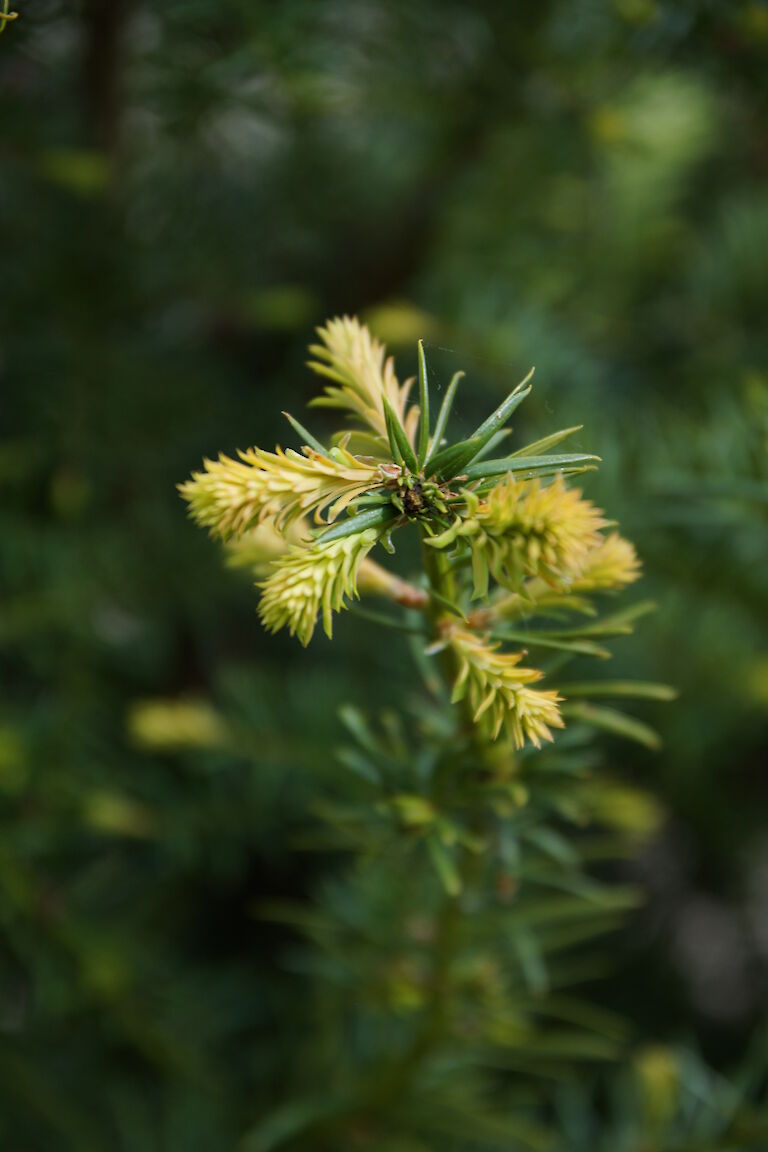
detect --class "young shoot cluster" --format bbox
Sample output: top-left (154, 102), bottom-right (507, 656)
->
top-left (180, 317), bottom-right (641, 749)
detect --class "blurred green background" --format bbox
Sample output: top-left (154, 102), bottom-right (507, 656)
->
top-left (2, 0), bottom-right (768, 1147)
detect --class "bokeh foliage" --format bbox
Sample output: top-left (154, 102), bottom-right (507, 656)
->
top-left (1, 1), bottom-right (767, 1148)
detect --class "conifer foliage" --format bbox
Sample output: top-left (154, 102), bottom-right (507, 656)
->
top-left (180, 319), bottom-right (673, 1149)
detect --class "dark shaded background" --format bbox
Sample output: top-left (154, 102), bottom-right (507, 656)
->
top-left (1, 1), bottom-right (768, 1147)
